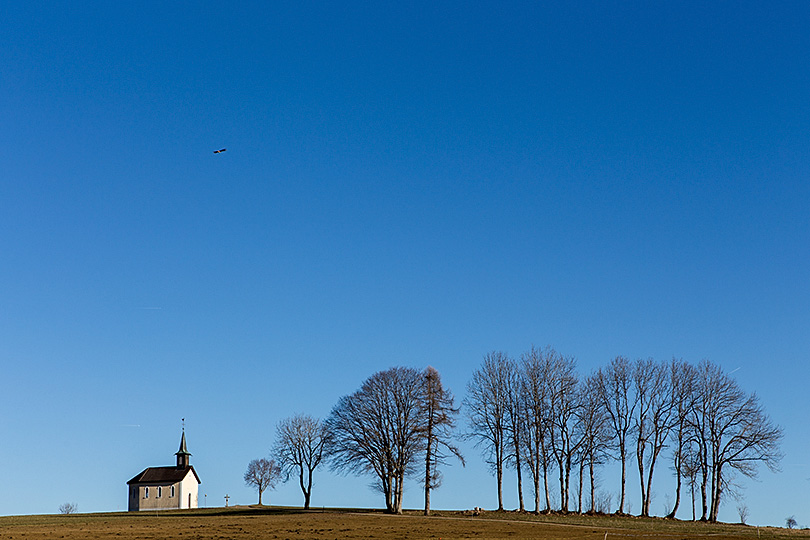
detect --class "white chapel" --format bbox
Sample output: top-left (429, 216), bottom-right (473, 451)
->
top-left (127, 429), bottom-right (201, 511)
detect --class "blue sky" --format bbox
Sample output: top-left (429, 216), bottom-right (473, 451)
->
top-left (1, 0), bottom-right (809, 526)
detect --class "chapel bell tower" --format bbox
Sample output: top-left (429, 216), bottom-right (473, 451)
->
top-left (176, 428), bottom-right (191, 469)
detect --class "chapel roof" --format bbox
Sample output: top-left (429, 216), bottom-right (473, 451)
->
top-left (127, 466), bottom-right (201, 485)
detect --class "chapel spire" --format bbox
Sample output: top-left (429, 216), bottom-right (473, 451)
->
top-left (176, 420), bottom-right (191, 469)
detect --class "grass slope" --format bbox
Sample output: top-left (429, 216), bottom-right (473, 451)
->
top-left (0, 506), bottom-right (806, 540)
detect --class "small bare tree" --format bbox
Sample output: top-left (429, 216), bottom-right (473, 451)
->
top-left (737, 503), bottom-right (749, 525)
top-left (273, 414), bottom-right (327, 509)
top-left (595, 491), bottom-right (612, 514)
top-left (244, 458), bottom-right (281, 505)
top-left (59, 502), bottom-right (78, 515)
top-left (786, 516), bottom-right (797, 529)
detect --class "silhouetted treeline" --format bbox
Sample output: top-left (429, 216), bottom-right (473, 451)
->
top-left (270, 350), bottom-right (781, 522)
top-left (464, 349), bottom-right (782, 522)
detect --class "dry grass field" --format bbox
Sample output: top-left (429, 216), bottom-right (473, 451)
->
top-left (1, 507), bottom-right (807, 540)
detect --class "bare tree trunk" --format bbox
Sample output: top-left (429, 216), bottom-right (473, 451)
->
top-left (515, 446), bottom-right (525, 511)
top-left (619, 447), bottom-right (627, 514)
top-left (424, 396), bottom-right (434, 516)
top-left (298, 469), bottom-right (309, 509)
top-left (644, 453), bottom-right (657, 516)
top-left (396, 476), bottom-right (405, 514)
top-left (532, 454), bottom-right (541, 513)
top-left (497, 459), bottom-right (504, 510)
top-left (709, 465), bottom-right (720, 522)
top-left (691, 482), bottom-right (696, 521)
top-left (667, 440), bottom-right (683, 518)
top-left (699, 463), bottom-right (708, 521)
top-left (542, 445), bottom-right (551, 512)
top-left (636, 435), bottom-right (646, 516)
top-left (424, 441), bottom-right (432, 515)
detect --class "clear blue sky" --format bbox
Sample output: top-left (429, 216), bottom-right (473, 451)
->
top-left (1, 0), bottom-right (808, 526)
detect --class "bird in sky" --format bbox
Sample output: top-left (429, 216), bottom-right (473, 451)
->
top-left (213, 148), bottom-right (227, 154)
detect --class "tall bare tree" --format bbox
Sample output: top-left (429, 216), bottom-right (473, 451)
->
top-left (595, 356), bottom-right (636, 514)
top-left (244, 458), bottom-right (282, 505)
top-left (576, 373), bottom-right (610, 514)
top-left (422, 366), bottom-right (464, 516)
top-left (666, 358), bottom-right (697, 519)
top-left (503, 356), bottom-right (527, 511)
top-left (689, 362), bottom-right (711, 520)
top-left (546, 352), bottom-right (580, 513)
top-left (326, 367), bottom-right (427, 514)
top-left (464, 351), bottom-right (511, 510)
top-left (698, 361), bottom-right (783, 521)
top-left (273, 413), bottom-right (328, 509)
top-left (520, 346), bottom-right (554, 513)
top-left (680, 439), bottom-right (701, 521)
top-left (632, 358), bottom-right (675, 516)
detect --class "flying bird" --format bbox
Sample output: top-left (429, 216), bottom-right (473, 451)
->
top-left (213, 148), bottom-right (227, 154)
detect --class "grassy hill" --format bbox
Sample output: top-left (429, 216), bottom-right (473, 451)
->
top-left (1, 506), bottom-right (806, 540)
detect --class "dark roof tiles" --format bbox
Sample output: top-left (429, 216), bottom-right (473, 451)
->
top-left (127, 466), bottom-right (201, 485)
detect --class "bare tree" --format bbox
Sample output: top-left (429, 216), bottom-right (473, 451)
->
top-left (273, 414), bottom-right (327, 509)
top-left (59, 502), bottom-right (77, 515)
top-left (503, 356), bottom-right (527, 511)
top-left (631, 357), bottom-right (655, 516)
top-left (635, 358), bottom-right (676, 517)
top-left (546, 352), bottom-right (580, 513)
top-left (422, 366), bottom-right (465, 516)
top-left (464, 352), bottom-right (511, 511)
top-left (786, 516), bottom-right (797, 529)
top-left (680, 436), bottom-right (702, 521)
top-left (595, 491), bottom-right (613, 514)
top-left (737, 503), bottom-right (749, 525)
top-left (698, 361), bottom-right (783, 521)
top-left (666, 358), bottom-right (697, 519)
top-left (326, 366), bottom-right (427, 514)
top-left (595, 356), bottom-right (636, 514)
top-left (688, 362), bottom-right (712, 521)
top-left (576, 373), bottom-right (610, 514)
top-left (244, 458), bottom-right (282, 505)
top-left (520, 346), bottom-right (554, 513)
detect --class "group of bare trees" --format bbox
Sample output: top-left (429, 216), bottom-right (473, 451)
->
top-left (325, 366), bottom-right (463, 514)
top-left (245, 351), bottom-right (780, 522)
top-left (465, 349), bottom-right (783, 522)
top-left (245, 413), bottom-right (328, 507)
top-left (246, 366), bottom-right (462, 514)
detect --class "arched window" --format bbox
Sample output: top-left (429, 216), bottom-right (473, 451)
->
top-left (170, 485), bottom-right (175, 497)
top-left (145, 487), bottom-right (149, 499)
top-left (157, 486), bottom-right (162, 498)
